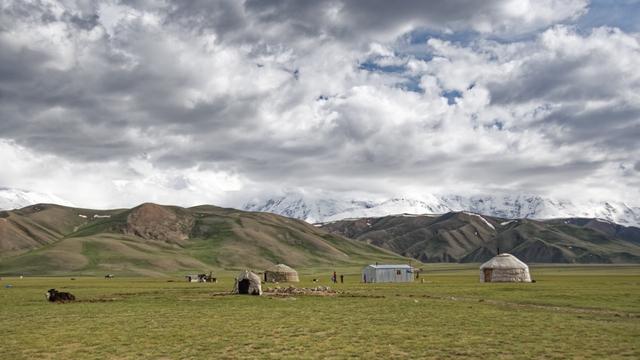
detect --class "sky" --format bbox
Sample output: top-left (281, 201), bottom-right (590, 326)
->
top-left (0, 0), bottom-right (639, 208)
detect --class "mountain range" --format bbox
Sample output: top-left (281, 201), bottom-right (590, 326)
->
top-left (3, 188), bottom-right (638, 228)
top-left (0, 203), bottom-right (402, 276)
top-left (1, 186), bottom-right (639, 274)
top-left (243, 193), bottom-right (640, 227)
top-left (320, 212), bottom-right (640, 264)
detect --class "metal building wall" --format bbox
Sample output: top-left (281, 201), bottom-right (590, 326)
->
top-left (362, 266), bottom-right (375, 283)
top-left (362, 266), bottom-right (413, 283)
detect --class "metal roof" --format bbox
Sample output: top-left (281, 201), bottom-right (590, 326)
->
top-left (366, 264), bottom-right (412, 269)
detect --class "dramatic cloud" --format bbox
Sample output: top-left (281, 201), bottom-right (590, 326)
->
top-left (0, 0), bottom-right (638, 208)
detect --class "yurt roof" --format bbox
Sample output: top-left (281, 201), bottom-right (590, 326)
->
top-left (480, 253), bottom-right (528, 269)
top-left (237, 270), bottom-right (261, 282)
top-left (267, 264), bottom-right (297, 273)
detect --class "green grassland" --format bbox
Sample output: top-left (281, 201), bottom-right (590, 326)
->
top-left (1, 264), bottom-right (638, 359)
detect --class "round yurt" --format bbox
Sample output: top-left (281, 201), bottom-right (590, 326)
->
top-left (480, 253), bottom-right (531, 283)
top-left (264, 264), bottom-right (299, 283)
top-left (233, 270), bottom-right (262, 295)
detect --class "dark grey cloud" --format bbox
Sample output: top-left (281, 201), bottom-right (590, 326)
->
top-left (164, 0), bottom-right (247, 38)
top-left (458, 159), bottom-right (606, 188)
top-left (65, 11), bottom-right (100, 30)
top-left (488, 44), bottom-right (638, 105)
top-left (158, 0), bottom-right (587, 46)
top-left (488, 56), bottom-right (621, 104)
top-left (540, 104), bottom-right (640, 152)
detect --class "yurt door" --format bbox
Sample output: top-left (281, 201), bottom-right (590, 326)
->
top-left (483, 269), bottom-right (493, 282)
top-left (238, 279), bottom-right (250, 294)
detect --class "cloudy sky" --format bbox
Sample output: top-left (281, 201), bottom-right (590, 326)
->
top-left (1, 0), bottom-right (639, 208)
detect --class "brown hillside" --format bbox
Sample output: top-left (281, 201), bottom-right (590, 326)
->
top-left (321, 212), bottom-right (640, 263)
top-left (124, 203), bottom-right (195, 244)
top-left (0, 203), bottom-right (405, 275)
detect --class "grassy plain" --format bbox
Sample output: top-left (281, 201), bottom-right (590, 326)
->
top-left (1, 264), bottom-right (639, 359)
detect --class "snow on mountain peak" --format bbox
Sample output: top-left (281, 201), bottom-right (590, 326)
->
top-left (461, 211), bottom-right (496, 230)
top-left (242, 192), bottom-right (640, 227)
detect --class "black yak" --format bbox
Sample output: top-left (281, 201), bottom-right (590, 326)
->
top-left (45, 289), bottom-right (76, 302)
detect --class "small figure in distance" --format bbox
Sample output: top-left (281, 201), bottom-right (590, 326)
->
top-left (340, 274), bottom-right (344, 283)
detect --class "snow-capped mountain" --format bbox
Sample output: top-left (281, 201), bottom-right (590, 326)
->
top-left (0, 187), bottom-right (73, 210)
top-left (242, 195), bottom-right (378, 224)
top-left (243, 192), bottom-right (640, 227)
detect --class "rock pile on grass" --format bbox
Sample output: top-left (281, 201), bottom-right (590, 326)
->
top-left (264, 285), bottom-right (338, 296)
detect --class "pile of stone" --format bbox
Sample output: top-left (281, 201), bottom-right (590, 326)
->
top-left (263, 285), bottom-right (338, 296)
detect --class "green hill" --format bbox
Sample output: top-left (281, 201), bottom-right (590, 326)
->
top-left (0, 203), bottom-right (405, 276)
top-left (320, 212), bottom-right (640, 263)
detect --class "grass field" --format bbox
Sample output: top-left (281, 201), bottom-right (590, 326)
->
top-left (1, 264), bottom-right (639, 359)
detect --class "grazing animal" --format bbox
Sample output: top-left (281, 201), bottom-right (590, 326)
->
top-left (105, 274), bottom-right (114, 279)
top-left (45, 289), bottom-right (76, 302)
top-left (312, 278), bottom-right (318, 283)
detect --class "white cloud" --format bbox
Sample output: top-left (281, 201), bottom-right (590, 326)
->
top-left (0, 140), bottom-right (244, 208)
top-left (0, 0), bottom-right (638, 208)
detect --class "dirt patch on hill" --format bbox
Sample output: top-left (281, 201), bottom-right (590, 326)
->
top-left (125, 203), bottom-right (195, 244)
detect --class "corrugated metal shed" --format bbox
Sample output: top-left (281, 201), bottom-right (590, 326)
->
top-left (362, 264), bottom-right (414, 283)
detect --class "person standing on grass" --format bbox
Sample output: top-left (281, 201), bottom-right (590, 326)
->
top-left (332, 271), bottom-right (337, 283)
top-left (340, 274), bottom-right (344, 283)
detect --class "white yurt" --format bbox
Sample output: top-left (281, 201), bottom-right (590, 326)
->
top-left (264, 264), bottom-right (299, 283)
top-left (480, 253), bottom-right (531, 283)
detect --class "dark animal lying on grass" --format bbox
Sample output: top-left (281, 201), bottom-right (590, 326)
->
top-left (45, 289), bottom-right (76, 302)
